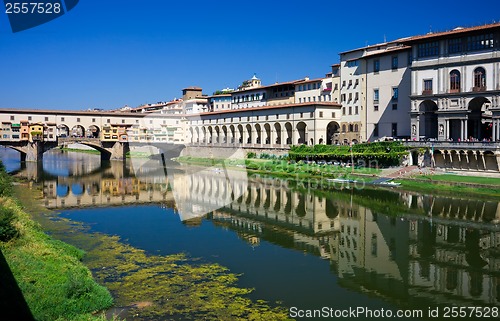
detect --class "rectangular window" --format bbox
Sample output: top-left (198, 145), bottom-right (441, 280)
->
top-left (348, 106), bottom-right (352, 115)
top-left (319, 111), bottom-right (323, 118)
top-left (346, 60), bottom-right (358, 67)
top-left (355, 92), bottom-right (359, 101)
top-left (348, 93), bottom-right (352, 101)
top-left (342, 80), bottom-right (346, 87)
top-left (348, 80), bottom-right (352, 87)
top-left (392, 103), bottom-right (398, 110)
top-left (28, 116), bottom-right (32, 121)
top-left (373, 124), bottom-right (379, 137)
top-left (92, 118), bottom-right (96, 122)
top-left (467, 33), bottom-right (494, 52)
top-left (341, 94), bottom-right (346, 102)
top-left (391, 56), bottom-right (398, 69)
top-left (392, 87), bottom-right (399, 101)
top-left (373, 89), bottom-right (379, 101)
top-left (77, 118), bottom-right (80, 122)
top-left (310, 112), bottom-right (314, 118)
top-left (331, 112), bottom-right (335, 118)
top-left (342, 107), bottom-right (346, 115)
top-left (355, 106), bottom-right (359, 115)
top-left (10, 116), bottom-right (14, 120)
top-left (300, 113), bottom-right (303, 118)
top-left (374, 59), bottom-right (380, 72)
top-left (371, 234), bottom-right (377, 257)
top-left (44, 117), bottom-right (49, 121)
top-left (61, 117), bottom-right (65, 122)
top-left (107, 119), bottom-right (110, 123)
top-left (418, 41), bottom-right (439, 58)
top-left (374, 105), bottom-right (379, 111)
top-left (448, 38), bottom-right (462, 54)
top-left (122, 119), bottom-right (125, 124)
top-left (423, 79), bottom-right (433, 94)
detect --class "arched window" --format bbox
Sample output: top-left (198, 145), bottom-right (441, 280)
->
top-left (342, 124), bottom-right (346, 132)
top-left (354, 124), bottom-right (359, 132)
top-left (473, 67), bottom-right (486, 90)
top-left (450, 70), bottom-right (460, 92)
top-left (349, 124), bottom-right (354, 132)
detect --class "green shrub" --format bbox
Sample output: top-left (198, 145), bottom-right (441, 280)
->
top-left (246, 152), bottom-right (256, 159)
top-left (0, 206), bottom-right (19, 242)
top-left (0, 162), bottom-right (12, 197)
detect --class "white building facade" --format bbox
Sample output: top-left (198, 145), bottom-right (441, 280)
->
top-left (406, 23), bottom-right (500, 142)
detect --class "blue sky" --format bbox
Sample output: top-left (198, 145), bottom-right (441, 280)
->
top-left (1, 0), bottom-right (499, 110)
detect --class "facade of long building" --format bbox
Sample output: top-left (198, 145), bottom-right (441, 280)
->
top-left (1, 22), bottom-right (499, 148)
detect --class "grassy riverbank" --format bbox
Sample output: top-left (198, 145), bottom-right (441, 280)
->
top-left (61, 148), bottom-right (154, 159)
top-left (395, 177), bottom-right (500, 199)
top-left (176, 156), bottom-right (500, 199)
top-left (0, 165), bottom-right (113, 321)
top-left (177, 156), bottom-right (380, 181)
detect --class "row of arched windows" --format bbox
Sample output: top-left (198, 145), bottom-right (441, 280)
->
top-left (449, 67), bottom-right (486, 92)
top-left (342, 123), bottom-right (359, 133)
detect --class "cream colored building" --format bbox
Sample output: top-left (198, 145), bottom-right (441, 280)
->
top-left (363, 43), bottom-right (412, 140)
top-left (187, 102), bottom-right (341, 146)
top-left (339, 48), bottom-right (365, 143)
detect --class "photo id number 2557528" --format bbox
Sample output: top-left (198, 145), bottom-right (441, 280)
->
top-left (5, 2), bottom-right (61, 14)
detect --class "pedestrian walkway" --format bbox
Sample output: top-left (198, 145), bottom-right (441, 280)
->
top-left (381, 166), bottom-right (418, 179)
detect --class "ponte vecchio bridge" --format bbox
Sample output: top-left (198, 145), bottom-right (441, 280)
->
top-left (0, 108), bottom-right (185, 161)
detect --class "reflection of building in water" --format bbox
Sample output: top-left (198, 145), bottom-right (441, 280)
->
top-left (42, 177), bottom-right (173, 209)
top-left (400, 192), bottom-right (500, 223)
top-left (333, 201), bottom-right (410, 300)
top-left (169, 166), bottom-right (248, 221)
top-left (210, 179), bottom-right (500, 307)
top-left (209, 177), bottom-right (341, 258)
top-left (408, 221), bottom-right (500, 305)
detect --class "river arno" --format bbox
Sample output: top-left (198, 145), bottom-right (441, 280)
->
top-left (2, 147), bottom-right (500, 320)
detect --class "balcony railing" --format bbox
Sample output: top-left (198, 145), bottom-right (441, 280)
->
top-left (472, 86), bottom-right (486, 92)
top-left (422, 90), bottom-right (433, 95)
top-left (448, 88), bottom-right (460, 94)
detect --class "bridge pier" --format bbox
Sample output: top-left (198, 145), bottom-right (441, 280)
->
top-left (101, 142), bottom-right (129, 161)
top-left (20, 141), bottom-right (44, 162)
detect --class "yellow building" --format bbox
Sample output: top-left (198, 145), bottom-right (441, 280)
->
top-left (29, 123), bottom-right (44, 142)
top-left (101, 124), bottom-right (131, 142)
top-left (20, 121), bottom-right (30, 141)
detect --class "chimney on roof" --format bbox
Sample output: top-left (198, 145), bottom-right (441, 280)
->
top-left (305, 76), bottom-right (309, 81)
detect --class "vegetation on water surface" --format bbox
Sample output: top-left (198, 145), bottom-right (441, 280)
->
top-left (15, 182), bottom-right (293, 321)
top-left (0, 164), bottom-right (113, 321)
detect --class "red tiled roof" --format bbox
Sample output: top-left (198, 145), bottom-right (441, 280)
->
top-left (185, 102), bottom-right (341, 117)
top-left (401, 22), bottom-right (500, 43)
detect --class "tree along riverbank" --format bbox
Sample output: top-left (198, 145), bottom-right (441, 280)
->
top-left (8, 170), bottom-right (293, 320)
top-left (0, 164), bottom-right (113, 321)
top-left (176, 156), bottom-right (500, 200)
